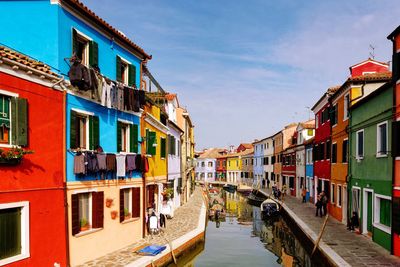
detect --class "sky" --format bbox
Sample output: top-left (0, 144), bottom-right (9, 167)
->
top-left (83, 0), bottom-right (400, 150)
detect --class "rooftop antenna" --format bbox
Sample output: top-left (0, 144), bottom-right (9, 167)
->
top-left (369, 44), bottom-right (375, 59)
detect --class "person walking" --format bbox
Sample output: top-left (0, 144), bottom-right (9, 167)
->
top-left (315, 194), bottom-right (323, 217)
top-left (321, 191), bottom-right (328, 216)
top-left (301, 187), bottom-right (307, 203)
top-left (267, 179), bottom-right (270, 189)
top-left (282, 184), bottom-right (287, 201)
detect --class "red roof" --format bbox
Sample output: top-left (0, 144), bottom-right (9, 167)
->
top-left (62, 0), bottom-right (151, 60)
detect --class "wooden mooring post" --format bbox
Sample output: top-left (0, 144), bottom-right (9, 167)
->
top-left (311, 214), bottom-right (329, 257)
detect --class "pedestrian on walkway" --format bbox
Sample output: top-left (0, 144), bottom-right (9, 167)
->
top-left (282, 184), bottom-right (287, 201)
top-left (267, 179), bottom-right (270, 189)
top-left (262, 179), bottom-right (265, 188)
top-left (315, 194), bottom-right (323, 217)
top-left (321, 191), bottom-right (328, 216)
top-left (301, 187), bottom-right (307, 203)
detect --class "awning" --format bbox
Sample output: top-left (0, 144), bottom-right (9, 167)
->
top-left (0, 96), bottom-right (10, 128)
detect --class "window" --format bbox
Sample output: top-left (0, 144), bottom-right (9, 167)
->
top-left (119, 122), bottom-right (138, 153)
top-left (316, 114), bottom-right (319, 129)
top-left (168, 135), bottom-right (177, 156)
top-left (356, 130), bottom-right (364, 159)
top-left (208, 161), bottom-right (213, 167)
top-left (120, 187), bottom-right (140, 222)
top-left (374, 195), bottom-right (391, 232)
top-left (146, 129), bottom-right (157, 156)
top-left (342, 139), bottom-right (348, 163)
top-left (72, 29), bottom-right (98, 67)
top-left (337, 185), bottom-right (342, 207)
top-left (0, 94), bottom-right (27, 146)
top-left (207, 173), bottom-right (212, 178)
top-left (331, 104), bottom-right (338, 126)
top-left (331, 143), bottom-right (337, 163)
top-left (0, 202), bottom-right (30, 265)
top-left (330, 184), bottom-right (335, 204)
top-left (344, 93), bottom-right (350, 120)
top-left (307, 129), bottom-right (313, 136)
top-left (116, 56), bottom-right (137, 87)
top-left (71, 191), bottom-right (104, 235)
top-left (377, 121), bottom-right (388, 157)
top-left (160, 137), bottom-right (166, 158)
top-left (326, 140), bottom-right (331, 160)
top-left (70, 110), bottom-right (99, 150)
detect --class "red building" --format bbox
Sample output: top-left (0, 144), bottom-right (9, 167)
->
top-left (0, 47), bottom-right (67, 266)
top-left (312, 86), bottom-right (339, 208)
top-left (388, 26), bottom-right (400, 257)
top-left (216, 155), bottom-right (227, 182)
top-left (282, 143), bottom-right (297, 196)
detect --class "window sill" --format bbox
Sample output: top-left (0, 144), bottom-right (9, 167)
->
top-left (376, 154), bottom-right (388, 158)
top-left (122, 217), bottom-right (140, 224)
top-left (356, 157), bottom-right (364, 161)
top-left (0, 252), bottom-right (30, 266)
top-left (74, 227), bottom-right (102, 237)
top-left (0, 144), bottom-right (16, 148)
top-left (373, 222), bottom-right (391, 235)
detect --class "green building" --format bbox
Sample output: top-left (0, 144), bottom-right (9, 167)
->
top-left (349, 82), bottom-right (393, 251)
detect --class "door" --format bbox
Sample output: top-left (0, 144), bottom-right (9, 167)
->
top-left (342, 185), bottom-right (347, 224)
top-left (367, 192), bottom-right (373, 234)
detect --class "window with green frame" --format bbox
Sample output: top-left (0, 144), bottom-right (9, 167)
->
top-left (160, 137), bottom-right (166, 158)
top-left (146, 129), bottom-right (156, 156)
top-left (379, 198), bottom-right (391, 227)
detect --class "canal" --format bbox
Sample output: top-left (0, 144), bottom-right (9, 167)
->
top-left (170, 189), bottom-right (326, 267)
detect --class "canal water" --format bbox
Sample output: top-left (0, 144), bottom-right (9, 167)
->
top-left (171, 189), bottom-right (325, 267)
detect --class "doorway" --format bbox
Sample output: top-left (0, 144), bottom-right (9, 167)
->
top-left (362, 189), bottom-right (373, 235)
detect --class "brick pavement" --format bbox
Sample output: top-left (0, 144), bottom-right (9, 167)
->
top-left (77, 188), bottom-right (204, 267)
top-left (260, 189), bottom-right (400, 267)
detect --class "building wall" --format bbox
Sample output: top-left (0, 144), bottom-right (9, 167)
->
top-left (349, 85), bottom-right (393, 251)
top-left (67, 180), bottom-right (143, 266)
top-left (273, 133), bottom-right (283, 188)
top-left (167, 123), bottom-right (181, 208)
top-left (305, 144), bottom-right (314, 203)
top-left (264, 137), bottom-right (274, 183)
top-left (253, 142), bottom-right (264, 185)
top-left (296, 146), bottom-right (305, 198)
top-left (0, 71), bottom-right (67, 267)
top-left (282, 150), bottom-right (296, 196)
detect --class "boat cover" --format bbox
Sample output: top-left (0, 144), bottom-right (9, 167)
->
top-left (137, 245), bottom-right (167, 256)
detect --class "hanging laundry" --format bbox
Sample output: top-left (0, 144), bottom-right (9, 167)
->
top-left (111, 83), bottom-right (118, 109)
top-left (97, 153), bottom-right (107, 171)
top-left (68, 61), bottom-right (90, 91)
top-left (141, 155), bottom-right (149, 173)
top-left (126, 154), bottom-right (136, 173)
top-left (73, 153), bottom-right (86, 175)
top-left (86, 152), bottom-right (99, 174)
top-left (135, 154), bottom-right (142, 171)
top-left (138, 90), bottom-right (146, 108)
top-left (133, 90), bottom-right (140, 112)
top-left (116, 154), bottom-right (126, 177)
top-left (106, 153), bottom-right (116, 172)
top-left (117, 84), bottom-right (124, 110)
top-left (101, 78), bottom-right (112, 108)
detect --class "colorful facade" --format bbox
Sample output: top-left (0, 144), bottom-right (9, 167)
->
top-left (241, 148), bottom-right (254, 186)
top-left (305, 139), bottom-right (315, 203)
top-left (387, 26), bottom-right (400, 256)
top-left (0, 48), bottom-right (67, 267)
top-left (227, 153), bottom-right (241, 184)
top-left (282, 145), bottom-right (296, 196)
top-left (349, 82), bottom-right (393, 251)
top-left (253, 140), bottom-right (265, 187)
top-left (216, 154), bottom-right (228, 182)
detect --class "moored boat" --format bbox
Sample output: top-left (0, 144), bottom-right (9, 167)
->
top-left (260, 198), bottom-right (280, 219)
top-left (247, 190), bottom-right (267, 206)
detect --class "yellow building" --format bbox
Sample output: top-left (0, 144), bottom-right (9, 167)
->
top-left (226, 153), bottom-right (242, 184)
top-left (142, 98), bottom-right (168, 214)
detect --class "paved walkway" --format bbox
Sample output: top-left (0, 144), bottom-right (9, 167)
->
top-left (78, 188), bottom-right (204, 267)
top-left (260, 189), bottom-right (400, 267)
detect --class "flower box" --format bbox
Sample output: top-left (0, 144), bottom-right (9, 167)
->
top-left (0, 157), bottom-right (22, 166)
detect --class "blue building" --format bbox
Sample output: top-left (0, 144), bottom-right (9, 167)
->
top-left (253, 139), bottom-right (265, 187)
top-left (305, 139), bottom-right (315, 203)
top-left (0, 0), bottom-right (151, 265)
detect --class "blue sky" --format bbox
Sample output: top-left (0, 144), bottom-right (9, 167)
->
top-left (83, 0), bottom-right (400, 150)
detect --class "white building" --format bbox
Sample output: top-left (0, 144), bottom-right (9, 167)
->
top-left (263, 136), bottom-right (274, 188)
top-left (195, 148), bottom-right (225, 182)
top-left (295, 120), bottom-right (315, 198)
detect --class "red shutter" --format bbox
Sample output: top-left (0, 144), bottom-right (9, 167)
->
top-left (71, 194), bottom-right (80, 235)
top-left (120, 189), bottom-right (124, 222)
top-left (132, 187), bottom-right (141, 218)
top-left (92, 192), bottom-right (104, 228)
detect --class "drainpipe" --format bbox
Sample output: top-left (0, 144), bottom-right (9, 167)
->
top-left (141, 110), bottom-right (147, 239)
top-left (62, 90), bottom-right (70, 266)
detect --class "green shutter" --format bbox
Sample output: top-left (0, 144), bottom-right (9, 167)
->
top-left (117, 122), bottom-right (122, 152)
top-left (72, 28), bottom-right (78, 56)
top-left (149, 131), bottom-right (156, 156)
top-left (161, 137), bottom-right (166, 158)
top-left (89, 115), bottom-right (99, 150)
top-left (128, 64), bottom-right (136, 87)
top-left (130, 124), bottom-right (138, 153)
top-left (89, 40), bottom-right (99, 68)
top-left (116, 56), bottom-right (122, 82)
top-left (70, 111), bottom-right (77, 149)
top-left (11, 97), bottom-right (28, 146)
top-left (145, 129), bottom-right (149, 154)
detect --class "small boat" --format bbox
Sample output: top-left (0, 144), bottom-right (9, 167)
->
top-left (260, 198), bottom-right (280, 219)
top-left (223, 184), bottom-right (237, 193)
top-left (209, 203), bottom-right (226, 220)
top-left (247, 190), bottom-right (267, 206)
top-left (237, 185), bottom-right (252, 195)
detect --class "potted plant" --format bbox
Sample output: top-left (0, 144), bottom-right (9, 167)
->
top-left (124, 208), bottom-right (131, 220)
top-left (80, 218), bottom-right (90, 231)
top-left (111, 210), bottom-right (118, 220)
top-left (105, 198), bottom-right (113, 208)
top-left (0, 147), bottom-right (34, 166)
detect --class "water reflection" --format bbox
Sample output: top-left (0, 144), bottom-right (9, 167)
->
top-left (173, 188), bottom-right (323, 267)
